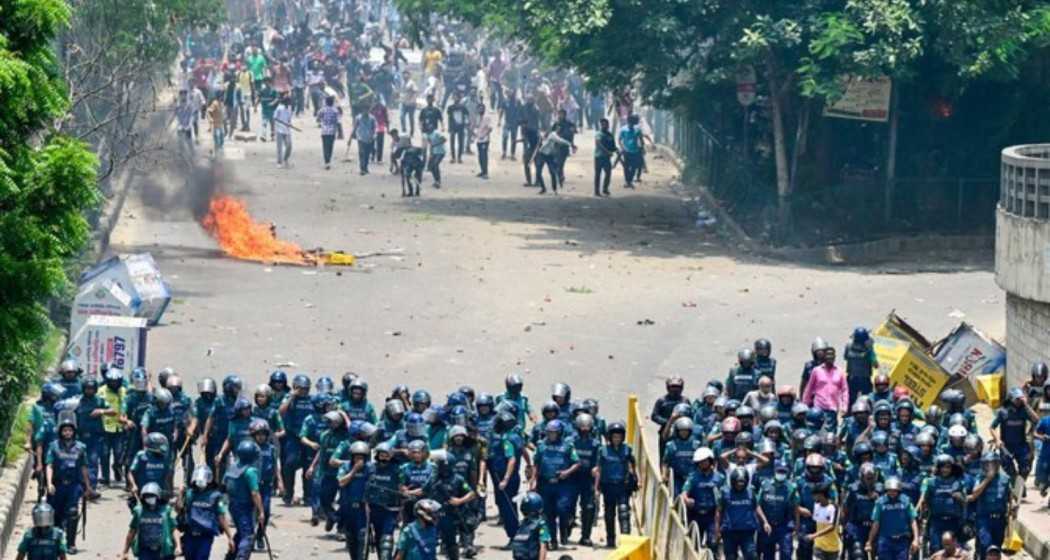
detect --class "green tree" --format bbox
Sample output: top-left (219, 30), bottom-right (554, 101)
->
top-left (0, 0), bottom-right (100, 449)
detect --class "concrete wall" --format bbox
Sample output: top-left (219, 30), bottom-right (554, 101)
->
top-left (1005, 293), bottom-right (1050, 388)
top-left (996, 208), bottom-right (1050, 302)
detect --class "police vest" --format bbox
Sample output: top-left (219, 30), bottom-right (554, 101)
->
top-left (366, 463), bottom-right (401, 509)
top-left (256, 444), bottom-right (276, 487)
top-left (976, 473), bottom-right (1011, 515)
top-left (406, 522), bottom-right (438, 560)
top-left (730, 368), bottom-right (757, 399)
top-left (75, 398), bottom-right (105, 436)
top-left (598, 445), bottom-right (630, 484)
top-left (343, 400), bottom-right (372, 422)
top-left (687, 471), bottom-right (720, 512)
top-left (755, 357), bottom-right (777, 380)
top-left (171, 395), bottom-right (192, 429)
top-left (137, 507), bottom-right (167, 552)
top-left (538, 442), bottom-right (571, 481)
top-left (1000, 408), bottom-right (1029, 447)
top-left (721, 488), bottom-right (758, 531)
top-left (147, 408), bottom-right (176, 441)
top-left (844, 345), bottom-right (871, 378)
top-left (338, 467), bottom-right (368, 506)
top-left (448, 447), bottom-right (477, 481)
top-left (668, 438), bottom-right (700, 477)
top-left (929, 478), bottom-right (964, 518)
top-left (511, 518), bottom-right (542, 560)
top-left (135, 451), bottom-right (170, 487)
top-left (573, 435), bottom-right (599, 470)
top-left (875, 496), bottom-right (912, 539)
top-left (26, 528), bottom-right (63, 560)
top-left (187, 489), bottom-right (223, 536)
top-left (283, 396), bottom-right (314, 433)
top-left (758, 480), bottom-right (793, 523)
top-left (51, 441), bottom-right (85, 484)
top-left (847, 483), bottom-right (879, 526)
top-left (401, 463), bottom-right (435, 489)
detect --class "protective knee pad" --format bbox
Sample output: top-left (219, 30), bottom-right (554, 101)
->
top-left (618, 503), bottom-right (631, 533)
top-left (378, 535), bottom-right (395, 560)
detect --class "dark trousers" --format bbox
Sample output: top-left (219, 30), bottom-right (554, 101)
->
top-left (322, 134), bottom-right (335, 165)
top-left (429, 153), bottom-right (444, 184)
top-left (848, 376), bottom-right (872, 407)
top-left (477, 142), bottom-right (489, 176)
top-left (502, 126), bottom-right (518, 157)
top-left (522, 129), bottom-right (539, 183)
top-left (450, 127), bottom-right (465, 161)
top-left (358, 141), bottom-right (373, 173)
top-left (101, 431), bottom-right (125, 482)
top-left (623, 152), bottom-right (642, 185)
top-left (490, 467), bottom-right (520, 539)
top-left (723, 529), bottom-right (757, 560)
top-left (400, 105), bottom-right (416, 137)
top-left (309, 89), bottom-right (323, 115)
top-left (535, 153), bottom-right (559, 192)
top-left (293, 87), bottom-right (305, 116)
top-left (373, 132), bottom-right (384, 162)
top-left (181, 533), bottom-right (215, 560)
top-left (594, 157), bottom-right (612, 194)
top-left (758, 523), bottom-right (793, 560)
top-left (230, 500), bottom-right (255, 560)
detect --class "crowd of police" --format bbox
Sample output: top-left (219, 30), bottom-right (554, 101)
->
top-left (15, 361), bottom-right (638, 560)
top-left (651, 329), bottom-right (1050, 560)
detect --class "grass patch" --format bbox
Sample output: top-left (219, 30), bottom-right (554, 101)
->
top-left (4, 403), bottom-right (32, 464)
top-left (3, 326), bottom-right (64, 464)
top-left (565, 286), bottom-right (594, 294)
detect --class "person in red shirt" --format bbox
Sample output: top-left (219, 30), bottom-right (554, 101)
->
top-left (370, 100), bottom-right (389, 163)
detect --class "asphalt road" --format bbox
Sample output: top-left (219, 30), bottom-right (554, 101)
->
top-left (4, 100), bottom-right (1009, 560)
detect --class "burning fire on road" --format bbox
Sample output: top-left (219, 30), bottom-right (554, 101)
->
top-left (200, 195), bottom-right (355, 267)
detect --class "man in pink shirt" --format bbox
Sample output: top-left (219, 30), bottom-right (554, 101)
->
top-left (801, 347), bottom-right (849, 431)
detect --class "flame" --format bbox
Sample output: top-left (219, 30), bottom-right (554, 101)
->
top-left (201, 195), bottom-right (313, 265)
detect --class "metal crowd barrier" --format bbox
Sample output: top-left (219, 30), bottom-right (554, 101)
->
top-left (624, 395), bottom-right (711, 560)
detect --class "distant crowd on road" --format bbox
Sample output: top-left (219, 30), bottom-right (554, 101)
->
top-left (170, 0), bottom-right (655, 201)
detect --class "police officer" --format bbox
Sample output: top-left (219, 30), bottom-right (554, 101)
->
top-left (99, 369), bottom-right (127, 487)
top-left (395, 499), bottom-right (441, 560)
top-left (177, 466), bottom-right (234, 560)
top-left (336, 441), bottom-right (371, 560)
top-left (278, 374), bottom-right (313, 505)
top-left (381, 398), bottom-right (408, 440)
top-left (74, 377), bottom-right (108, 493)
top-left (165, 376), bottom-right (193, 486)
top-left (128, 433), bottom-right (173, 507)
top-left (446, 425), bottom-right (482, 557)
top-left (754, 339), bottom-right (777, 380)
top-left (919, 454), bottom-right (966, 554)
top-left (843, 462), bottom-right (881, 559)
top-left (122, 370), bottom-right (153, 487)
top-left (717, 467), bottom-right (759, 560)
top-left (968, 452), bottom-right (1014, 559)
top-left (662, 417), bottom-right (701, 496)
top-left (224, 441), bottom-right (265, 560)
top-left (309, 409), bottom-right (350, 531)
top-left (56, 360), bottom-right (83, 399)
top-left (215, 398), bottom-right (253, 470)
top-left (15, 503), bottom-right (66, 560)
top-left (652, 377), bottom-right (686, 452)
top-left (593, 421), bottom-right (634, 549)
top-left (251, 385), bottom-right (285, 440)
top-left (510, 492), bottom-right (551, 560)
top-left (366, 442), bottom-right (402, 560)
top-left (186, 379), bottom-right (216, 479)
top-left (249, 419), bottom-right (280, 551)
top-left (844, 327), bottom-right (878, 407)
top-left (121, 483), bottom-right (178, 560)
top-left (990, 387), bottom-right (1039, 484)
top-left (489, 412), bottom-right (526, 547)
top-left (569, 413), bottom-right (599, 546)
top-left (796, 455), bottom-right (836, 560)
top-left (425, 406), bottom-right (449, 450)
top-left (141, 389), bottom-right (177, 461)
top-left (342, 379), bottom-right (378, 423)
top-left (427, 450), bottom-right (476, 560)
top-left (46, 413), bottom-right (89, 554)
top-left (268, 371), bottom-right (289, 404)
top-left (497, 374), bottom-right (535, 429)
top-left (399, 440), bottom-right (437, 521)
top-left (755, 462), bottom-right (796, 560)
top-left (680, 448), bottom-right (723, 551)
top-left (201, 375), bottom-right (242, 479)
top-left (300, 393), bottom-right (330, 524)
top-left (866, 477), bottom-right (920, 560)
top-left (727, 349), bottom-right (760, 400)
top-left (530, 420), bottom-right (579, 550)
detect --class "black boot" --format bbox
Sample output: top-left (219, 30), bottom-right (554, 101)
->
top-left (66, 516), bottom-right (79, 554)
top-left (580, 506), bottom-right (595, 546)
top-left (604, 509), bottom-right (617, 548)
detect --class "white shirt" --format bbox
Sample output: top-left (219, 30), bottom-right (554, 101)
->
top-left (273, 105), bottom-right (293, 134)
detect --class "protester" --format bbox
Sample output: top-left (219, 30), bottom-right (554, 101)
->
top-left (316, 96), bottom-right (341, 169)
top-left (273, 96), bottom-right (293, 168)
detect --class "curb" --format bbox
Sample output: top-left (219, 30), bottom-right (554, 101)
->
top-left (651, 143), bottom-right (758, 253)
top-left (0, 456), bottom-right (34, 560)
top-left (1018, 511), bottom-right (1050, 560)
top-left (91, 158), bottom-right (138, 259)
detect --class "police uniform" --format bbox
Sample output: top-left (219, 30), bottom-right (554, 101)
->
top-left (396, 519), bottom-right (439, 560)
top-left (316, 427), bottom-right (349, 524)
top-left (569, 430), bottom-right (599, 544)
top-left (129, 449), bottom-right (172, 498)
top-left (192, 395), bottom-right (218, 471)
top-left (428, 469), bottom-right (473, 560)
top-left (597, 442), bottom-right (635, 547)
top-left (796, 474), bottom-right (837, 560)
top-left (337, 461), bottom-right (370, 560)
top-left (298, 408), bottom-right (325, 515)
top-left (17, 527), bottom-right (67, 560)
top-left (447, 441), bottom-right (482, 553)
top-left (253, 440), bottom-right (278, 548)
top-left (843, 342), bottom-right (876, 407)
top-left (992, 404), bottom-right (1033, 478)
top-left (399, 460), bottom-right (437, 520)
top-left (279, 393), bottom-right (314, 504)
top-left (365, 459), bottom-right (401, 560)
top-left (756, 477), bottom-right (797, 560)
top-left (130, 504), bottom-right (177, 560)
top-left (871, 493), bottom-right (917, 560)
top-left (46, 439), bottom-right (87, 548)
top-left (224, 460), bottom-right (260, 560)
top-left (726, 365), bottom-right (759, 401)
top-left (974, 471), bottom-right (1012, 559)
top-left (922, 474), bottom-right (966, 552)
top-left (719, 484), bottom-right (759, 560)
top-left (340, 397), bottom-right (377, 424)
top-left (843, 481), bottom-right (880, 556)
top-left (533, 438), bottom-right (579, 547)
top-left (663, 434), bottom-right (701, 496)
top-left (510, 515), bottom-right (551, 560)
top-left (74, 394), bottom-right (108, 489)
top-left (122, 390), bottom-right (153, 473)
top-left (682, 468), bottom-right (723, 548)
top-left (180, 487), bottom-right (227, 560)
top-left (488, 430), bottom-right (524, 541)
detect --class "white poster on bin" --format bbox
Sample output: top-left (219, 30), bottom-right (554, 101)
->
top-left (66, 315), bottom-right (148, 376)
top-left (933, 323), bottom-right (1006, 378)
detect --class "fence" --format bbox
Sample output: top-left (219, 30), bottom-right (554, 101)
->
top-left (645, 108), bottom-right (1000, 244)
top-left (625, 395), bottom-right (711, 560)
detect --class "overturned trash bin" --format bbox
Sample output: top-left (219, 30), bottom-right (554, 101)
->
top-left (66, 315), bottom-right (148, 376)
top-left (79, 253), bottom-right (171, 326)
top-left (70, 279), bottom-right (140, 341)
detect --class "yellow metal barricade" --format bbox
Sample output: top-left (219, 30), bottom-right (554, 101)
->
top-left (614, 395), bottom-right (712, 560)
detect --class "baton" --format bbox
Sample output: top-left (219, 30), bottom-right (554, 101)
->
top-left (258, 523), bottom-right (275, 560)
top-left (271, 118), bottom-right (302, 132)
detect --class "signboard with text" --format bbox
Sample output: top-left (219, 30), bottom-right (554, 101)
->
top-left (824, 76), bottom-right (893, 122)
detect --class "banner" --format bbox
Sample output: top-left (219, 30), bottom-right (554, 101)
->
top-left (824, 76), bottom-right (893, 122)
